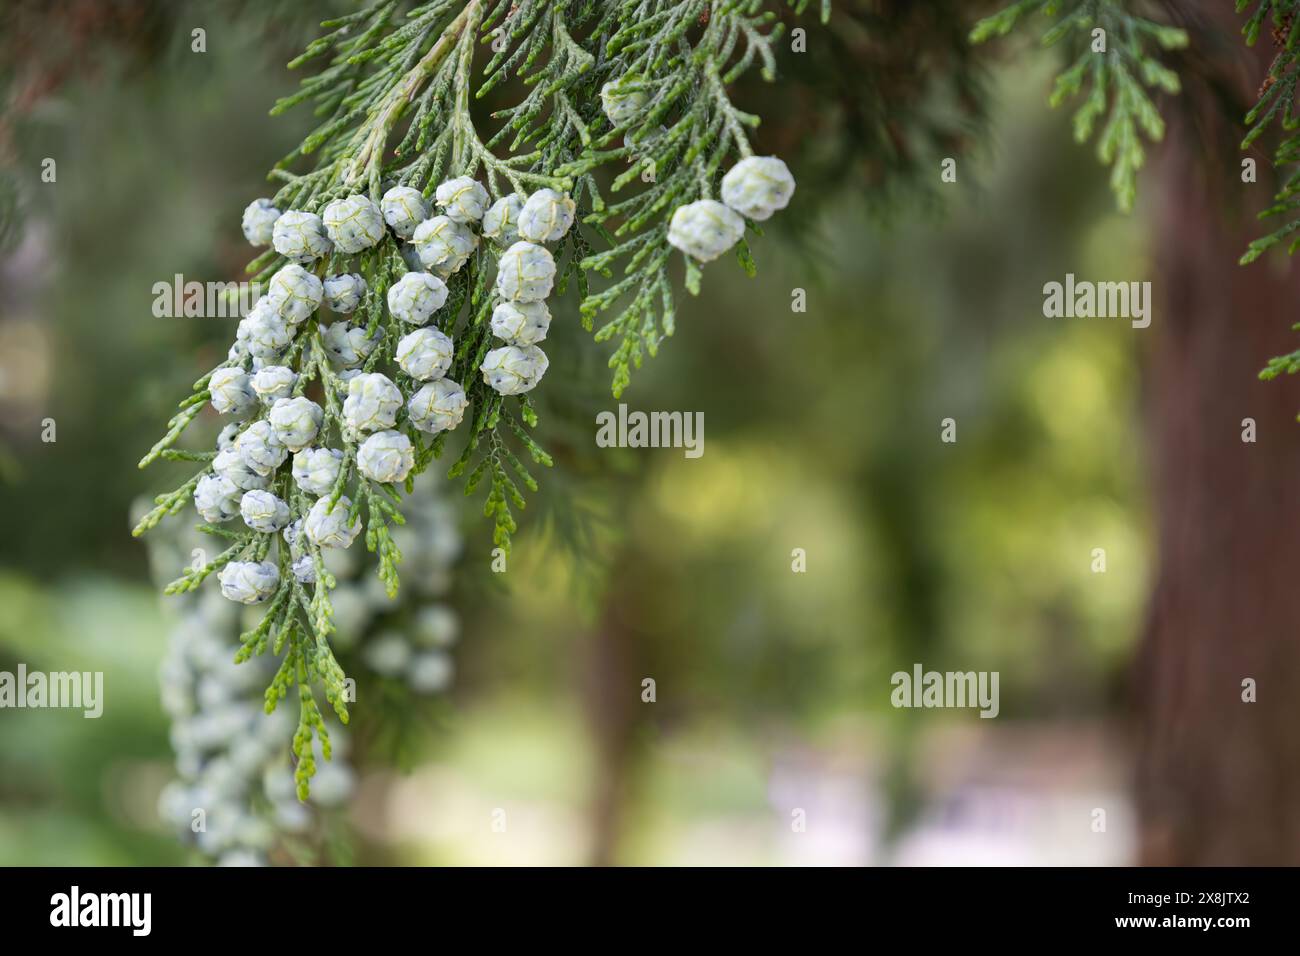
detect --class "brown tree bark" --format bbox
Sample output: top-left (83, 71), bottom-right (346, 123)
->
top-left (581, 547), bottom-right (651, 867)
top-left (1137, 13), bottom-right (1300, 864)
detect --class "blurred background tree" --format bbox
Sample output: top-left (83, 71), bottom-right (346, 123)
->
top-left (1130, 1), bottom-right (1300, 866)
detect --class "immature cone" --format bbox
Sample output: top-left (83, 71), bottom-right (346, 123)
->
top-left (218, 561), bottom-right (279, 604)
top-left (283, 553), bottom-right (313, 585)
top-left (272, 211), bottom-right (331, 263)
top-left (268, 396), bottom-right (323, 452)
top-left (364, 632), bottom-right (412, 676)
top-left (482, 194), bottom-right (525, 246)
top-left (267, 264), bottom-right (323, 325)
top-left (666, 199), bottom-right (744, 262)
top-left (209, 368), bottom-right (257, 417)
top-left (213, 446), bottom-right (272, 492)
top-left (194, 474), bottom-right (241, 523)
top-left (411, 215), bottom-right (477, 277)
top-left (217, 422), bottom-right (242, 451)
top-left (495, 241), bottom-right (555, 302)
top-left (305, 496), bottom-right (361, 549)
top-left (240, 490), bottom-right (291, 533)
top-left (490, 299), bottom-right (550, 346)
top-left (387, 271), bottom-right (448, 325)
top-left (242, 198), bottom-right (281, 246)
top-left (600, 76), bottom-right (649, 127)
top-left (328, 585), bottom-right (369, 637)
top-left (308, 761), bottom-right (356, 807)
top-left (282, 518), bottom-right (305, 555)
top-left (323, 273), bottom-right (367, 314)
top-left (396, 327), bottom-right (454, 381)
top-left (407, 379), bottom-right (468, 434)
top-left (413, 605), bottom-right (459, 647)
top-left (435, 177), bottom-right (490, 224)
top-left (381, 185), bottom-right (428, 239)
top-left (517, 189), bottom-right (575, 243)
top-left (241, 301), bottom-right (292, 360)
top-left (322, 195), bottom-right (385, 253)
top-left (236, 421), bottom-right (288, 476)
top-left (480, 344), bottom-right (549, 395)
top-left (357, 430), bottom-right (415, 484)
top-left (292, 447), bottom-right (344, 496)
top-left (720, 156), bottom-right (795, 222)
top-left (408, 652), bottom-right (454, 693)
top-left (250, 366), bottom-right (297, 404)
top-left (288, 554), bottom-right (315, 584)
top-left (320, 322), bottom-right (379, 368)
top-left (343, 373), bottom-right (402, 433)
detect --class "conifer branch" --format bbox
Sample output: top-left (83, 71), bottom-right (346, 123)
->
top-left (137, 0), bottom-right (818, 796)
top-left (972, 0), bottom-right (1187, 213)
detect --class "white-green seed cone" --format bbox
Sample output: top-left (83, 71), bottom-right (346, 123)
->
top-left (407, 379), bottom-right (468, 434)
top-left (268, 396), bottom-right (322, 452)
top-left (218, 560), bottom-right (279, 604)
top-left (357, 429), bottom-right (415, 484)
top-left (381, 185), bottom-right (428, 239)
top-left (482, 194), bottom-right (525, 246)
top-left (271, 210), bottom-right (331, 263)
top-left (517, 189), bottom-right (575, 243)
top-left (320, 322), bottom-right (379, 368)
top-left (194, 474), bottom-right (241, 523)
top-left (600, 76), bottom-right (649, 127)
top-left (304, 495), bottom-right (361, 549)
top-left (241, 198), bottom-right (281, 246)
top-left (213, 446), bottom-right (272, 492)
top-left (323, 273), bottom-right (367, 314)
top-left (241, 301), bottom-right (292, 360)
top-left (666, 199), bottom-right (744, 262)
top-left (490, 299), bottom-right (550, 345)
top-left (342, 372), bottom-right (402, 434)
top-left (494, 241), bottom-right (555, 302)
top-left (209, 368), bottom-right (257, 417)
top-left (236, 420), bottom-right (287, 477)
top-left (435, 176), bottom-right (489, 224)
top-left (387, 271), bottom-right (448, 325)
top-left (411, 215), bottom-right (477, 277)
top-left (250, 365), bottom-right (297, 405)
top-left (413, 604), bottom-right (460, 648)
top-left (396, 326), bottom-right (454, 381)
top-left (267, 264), bottom-right (323, 325)
top-left (292, 446), bottom-right (344, 496)
top-left (408, 651), bottom-right (455, 693)
top-left (239, 490), bottom-right (291, 533)
top-left (480, 344), bottom-right (549, 395)
top-left (720, 155), bottom-right (795, 222)
top-left (322, 194), bottom-right (385, 253)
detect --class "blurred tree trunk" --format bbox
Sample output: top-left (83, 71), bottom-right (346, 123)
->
top-left (1136, 12), bottom-right (1300, 864)
top-left (581, 547), bottom-right (649, 866)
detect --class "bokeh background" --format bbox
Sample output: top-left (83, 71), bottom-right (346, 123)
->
top-left (1, 0), bottom-right (1295, 865)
